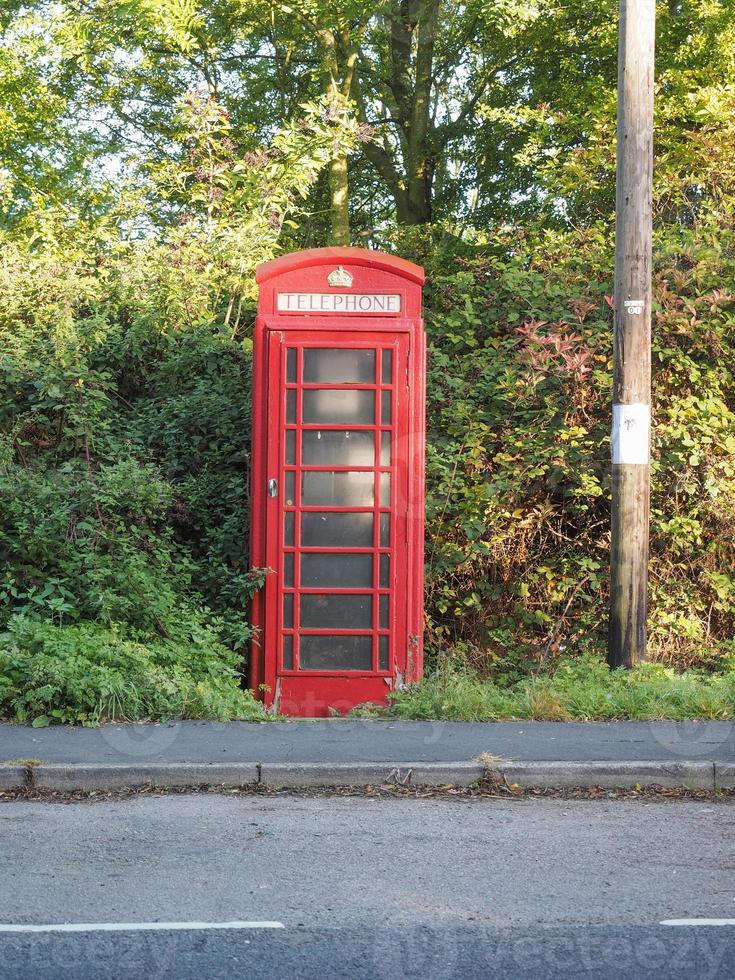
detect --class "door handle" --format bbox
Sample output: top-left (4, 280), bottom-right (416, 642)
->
top-left (268, 478), bottom-right (278, 498)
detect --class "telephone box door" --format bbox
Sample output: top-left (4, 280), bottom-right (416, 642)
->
top-left (262, 329), bottom-right (411, 715)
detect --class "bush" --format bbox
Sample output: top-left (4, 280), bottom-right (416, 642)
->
top-left (3, 109), bottom-right (735, 721)
top-left (393, 216), bottom-right (735, 677)
top-left (0, 616), bottom-right (268, 726)
top-left (0, 93), bottom-right (355, 725)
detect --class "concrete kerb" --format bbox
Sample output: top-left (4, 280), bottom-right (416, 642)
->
top-left (30, 763), bottom-right (259, 792)
top-left (0, 765), bottom-right (27, 790)
top-left (3, 759), bottom-right (729, 793)
top-left (495, 760), bottom-right (716, 791)
top-left (715, 762), bottom-right (735, 790)
top-left (258, 761), bottom-right (485, 788)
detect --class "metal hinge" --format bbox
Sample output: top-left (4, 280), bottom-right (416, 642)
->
top-left (268, 478), bottom-right (278, 498)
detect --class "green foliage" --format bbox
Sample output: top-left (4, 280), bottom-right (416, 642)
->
top-left (0, 616), bottom-right (268, 726)
top-left (394, 210), bottom-right (735, 677)
top-left (0, 88), bottom-right (354, 723)
top-left (1, 0), bottom-right (735, 726)
top-left (386, 656), bottom-right (735, 722)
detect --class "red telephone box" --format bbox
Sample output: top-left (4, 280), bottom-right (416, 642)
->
top-left (249, 247), bottom-right (425, 716)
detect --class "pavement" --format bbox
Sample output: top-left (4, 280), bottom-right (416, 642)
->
top-left (1, 795), bottom-right (734, 978)
top-left (1, 719), bottom-right (733, 791)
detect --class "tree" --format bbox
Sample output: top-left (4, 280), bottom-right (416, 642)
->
top-left (2, 0), bottom-right (735, 238)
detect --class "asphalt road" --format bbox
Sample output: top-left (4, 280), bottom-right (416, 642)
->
top-left (2, 718), bottom-right (733, 764)
top-left (2, 925), bottom-right (734, 979)
top-left (1, 795), bottom-right (734, 978)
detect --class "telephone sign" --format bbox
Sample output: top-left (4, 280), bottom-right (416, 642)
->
top-left (249, 247), bottom-right (425, 716)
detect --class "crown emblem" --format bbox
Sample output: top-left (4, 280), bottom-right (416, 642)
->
top-left (327, 266), bottom-right (353, 288)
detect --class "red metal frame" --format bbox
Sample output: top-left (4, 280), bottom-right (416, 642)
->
top-left (250, 248), bottom-right (425, 716)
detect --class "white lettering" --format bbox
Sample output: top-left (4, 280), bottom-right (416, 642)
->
top-left (277, 293), bottom-right (402, 314)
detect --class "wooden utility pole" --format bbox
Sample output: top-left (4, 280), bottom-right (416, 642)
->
top-left (609, 0), bottom-right (655, 668)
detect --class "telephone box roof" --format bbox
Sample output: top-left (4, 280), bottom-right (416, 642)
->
top-left (256, 247), bottom-right (425, 286)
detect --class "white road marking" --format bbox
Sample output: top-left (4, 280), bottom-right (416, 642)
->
top-left (660, 919), bottom-right (735, 927)
top-left (0, 921), bottom-right (284, 933)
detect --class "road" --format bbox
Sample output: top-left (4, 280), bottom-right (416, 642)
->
top-left (1, 794), bottom-right (734, 978)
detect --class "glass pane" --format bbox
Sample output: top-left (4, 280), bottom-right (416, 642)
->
top-left (380, 554), bottom-right (390, 589)
top-left (301, 594), bottom-right (372, 629)
top-left (285, 430), bottom-right (296, 465)
top-left (380, 513), bottom-right (390, 547)
top-left (380, 431), bottom-right (391, 466)
top-left (284, 553), bottom-right (294, 588)
top-left (303, 389), bottom-right (374, 425)
top-left (301, 553), bottom-right (373, 588)
top-left (381, 391), bottom-right (391, 424)
top-left (283, 634), bottom-right (293, 670)
top-left (382, 349), bottom-right (393, 384)
top-left (301, 512), bottom-right (373, 548)
top-left (379, 635), bottom-right (389, 671)
top-left (286, 389), bottom-right (296, 424)
top-left (302, 430), bottom-right (374, 467)
top-left (300, 635), bottom-right (372, 671)
top-left (302, 471), bottom-right (374, 507)
top-left (380, 473), bottom-right (390, 507)
top-left (283, 593), bottom-right (294, 629)
top-left (304, 349), bottom-right (375, 384)
top-left (286, 348), bottom-right (297, 383)
top-left (379, 595), bottom-right (389, 630)
top-left (284, 511), bottom-right (294, 546)
top-left (285, 471), bottom-right (295, 505)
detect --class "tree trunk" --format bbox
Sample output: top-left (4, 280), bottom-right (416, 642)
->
top-left (378, 0), bottom-right (438, 225)
top-left (405, 0), bottom-right (438, 224)
top-left (318, 28), bottom-right (355, 246)
top-left (328, 153), bottom-right (350, 245)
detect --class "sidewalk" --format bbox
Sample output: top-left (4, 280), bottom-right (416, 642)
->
top-left (1, 720), bottom-right (734, 792)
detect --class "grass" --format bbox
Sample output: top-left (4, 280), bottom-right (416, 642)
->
top-left (378, 655), bottom-right (735, 722)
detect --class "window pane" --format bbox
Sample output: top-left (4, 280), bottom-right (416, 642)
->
top-left (285, 471), bottom-right (295, 505)
top-left (379, 472), bottom-right (390, 507)
top-left (285, 430), bottom-right (296, 465)
top-left (283, 634), bottom-right (293, 670)
top-left (301, 594), bottom-right (372, 629)
top-left (303, 389), bottom-right (374, 425)
top-left (302, 471), bottom-right (374, 507)
top-left (283, 594), bottom-right (294, 629)
top-left (380, 431), bottom-right (391, 466)
top-left (379, 595), bottom-right (389, 630)
top-left (286, 389), bottom-right (296, 424)
top-left (284, 511), bottom-right (294, 546)
top-left (382, 349), bottom-right (393, 385)
top-left (381, 391), bottom-right (391, 424)
top-left (380, 554), bottom-right (390, 588)
top-left (302, 430), bottom-right (374, 467)
top-left (380, 513), bottom-right (390, 547)
top-left (284, 553), bottom-right (294, 588)
top-left (379, 635), bottom-right (389, 671)
top-left (301, 512), bottom-right (373, 548)
top-left (286, 348), bottom-right (297, 383)
top-left (300, 635), bottom-right (372, 671)
top-left (301, 553), bottom-right (373, 588)
top-left (304, 348), bottom-right (375, 384)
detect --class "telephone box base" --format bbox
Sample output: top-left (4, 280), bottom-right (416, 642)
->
top-left (269, 676), bottom-right (395, 717)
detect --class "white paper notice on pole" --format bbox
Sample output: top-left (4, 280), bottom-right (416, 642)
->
top-left (611, 403), bottom-right (650, 465)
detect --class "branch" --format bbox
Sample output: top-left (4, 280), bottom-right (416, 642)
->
top-left (433, 54), bottom-right (521, 149)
